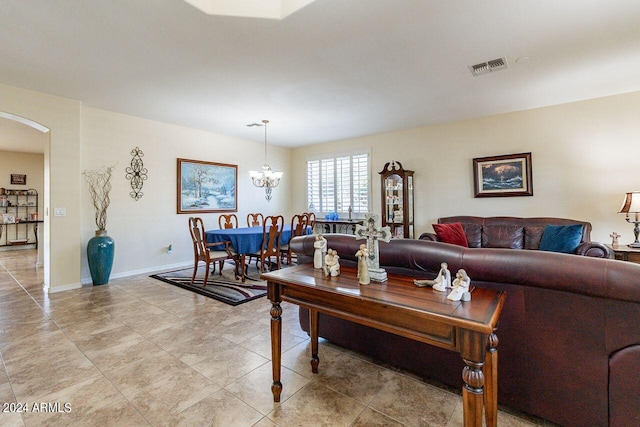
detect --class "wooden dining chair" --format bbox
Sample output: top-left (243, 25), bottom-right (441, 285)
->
top-left (188, 217), bottom-right (238, 285)
top-left (281, 213), bottom-right (309, 265)
top-left (251, 215), bottom-right (284, 273)
top-left (303, 211), bottom-right (316, 231)
top-left (247, 213), bottom-right (264, 227)
top-left (218, 214), bottom-right (238, 229)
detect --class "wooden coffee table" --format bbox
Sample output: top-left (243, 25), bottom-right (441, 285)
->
top-left (262, 264), bottom-right (505, 427)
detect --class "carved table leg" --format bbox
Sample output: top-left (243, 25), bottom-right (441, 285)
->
top-left (484, 332), bottom-right (499, 427)
top-left (462, 359), bottom-right (484, 427)
top-left (270, 301), bottom-right (282, 402)
top-left (309, 309), bottom-right (319, 373)
top-left (460, 330), bottom-right (486, 427)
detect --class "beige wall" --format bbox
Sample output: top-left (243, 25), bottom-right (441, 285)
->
top-left (0, 151), bottom-right (44, 201)
top-left (0, 83), bottom-right (81, 292)
top-left (2, 81), bottom-right (638, 290)
top-left (291, 91), bottom-right (640, 244)
top-left (0, 84), bottom-right (291, 290)
top-left (80, 107), bottom-right (291, 281)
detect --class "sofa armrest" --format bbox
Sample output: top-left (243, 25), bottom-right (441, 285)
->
top-left (575, 241), bottom-right (611, 258)
top-left (418, 232), bottom-right (438, 241)
top-left (609, 344), bottom-right (640, 427)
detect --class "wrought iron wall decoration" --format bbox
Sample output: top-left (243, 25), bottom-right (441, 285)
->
top-left (125, 147), bottom-right (148, 201)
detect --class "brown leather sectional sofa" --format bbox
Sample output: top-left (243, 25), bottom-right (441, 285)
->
top-left (289, 233), bottom-right (640, 427)
top-left (419, 216), bottom-right (611, 258)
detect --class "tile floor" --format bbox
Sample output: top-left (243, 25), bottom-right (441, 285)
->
top-left (0, 250), bottom-right (550, 426)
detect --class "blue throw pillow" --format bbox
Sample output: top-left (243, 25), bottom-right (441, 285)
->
top-left (538, 224), bottom-right (583, 254)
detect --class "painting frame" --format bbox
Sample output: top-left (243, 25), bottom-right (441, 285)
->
top-left (473, 152), bottom-right (533, 198)
top-left (177, 158), bottom-right (238, 214)
top-left (10, 174), bottom-right (26, 185)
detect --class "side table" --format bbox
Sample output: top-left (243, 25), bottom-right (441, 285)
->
top-left (607, 244), bottom-right (640, 264)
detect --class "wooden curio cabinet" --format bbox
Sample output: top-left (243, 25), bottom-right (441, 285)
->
top-left (379, 161), bottom-right (414, 238)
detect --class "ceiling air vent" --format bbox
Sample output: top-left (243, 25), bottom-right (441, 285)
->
top-left (469, 56), bottom-right (509, 76)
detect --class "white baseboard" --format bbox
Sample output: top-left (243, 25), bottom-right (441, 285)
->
top-left (80, 261), bottom-right (192, 285)
top-left (44, 282), bottom-right (82, 294)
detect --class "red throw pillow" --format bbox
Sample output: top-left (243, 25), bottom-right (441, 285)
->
top-left (433, 222), bottom-right (469, 247)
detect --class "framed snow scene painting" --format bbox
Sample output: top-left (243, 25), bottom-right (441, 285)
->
top-left (473, 152), bottom-right (533, 198)
top-left (177, 158), bottom-right (237, 213)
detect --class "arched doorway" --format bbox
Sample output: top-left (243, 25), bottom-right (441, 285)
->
top-left (0, 112), bottom-right (50, 285)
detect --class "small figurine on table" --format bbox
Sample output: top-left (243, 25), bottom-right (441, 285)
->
top-left (355, 244), bottom-right (370, 285)
top-left (324, 248), bottom-right (340, 277)
top-left (610, 232), bottom-right (621, 247)
top-left (447, 269), bottom-right (471, 301)
top-left (414, 262), bottom-right (451, 292)
top-left (313, 233), bottom-right (327, 269)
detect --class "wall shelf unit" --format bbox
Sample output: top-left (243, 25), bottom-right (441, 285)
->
top-left (0, 188), bottom-right (42, 248)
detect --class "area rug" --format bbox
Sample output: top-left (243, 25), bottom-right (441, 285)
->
top-left (150, 262), bottom-right (267, 306)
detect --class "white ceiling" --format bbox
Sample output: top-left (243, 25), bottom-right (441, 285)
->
top-left (1, 0), bottom-right (639, 152)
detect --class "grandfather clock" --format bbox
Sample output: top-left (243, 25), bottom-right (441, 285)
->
top-left (379, 161), bottom-right (414, 238)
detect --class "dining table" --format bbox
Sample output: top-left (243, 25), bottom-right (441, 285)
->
top-left (205, 225), bottom-right (311, 280)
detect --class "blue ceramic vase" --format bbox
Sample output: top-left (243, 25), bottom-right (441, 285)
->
top-left (87, 230), bottom-right (115, 285)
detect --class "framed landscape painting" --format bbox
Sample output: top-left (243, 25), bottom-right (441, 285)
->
top-left (177, 158), bottom-right (237, 213)
top-left (473, 152), bottom-right (533, 198)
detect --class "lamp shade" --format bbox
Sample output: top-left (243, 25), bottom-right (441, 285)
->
top-left (618, 191), bottom-right (640, 214)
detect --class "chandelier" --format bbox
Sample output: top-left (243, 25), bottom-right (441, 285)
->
top-left (249, 119), bottom-right (283, 201)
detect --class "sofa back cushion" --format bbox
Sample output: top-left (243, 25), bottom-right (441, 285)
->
top-left (432, 222), bottom-right (468, 247)
top-left (524, 226), bottom-right (546, 249)
top-left (462, 224), bottom-right (482, 248)
top-left (482, 225), bottom-right (525, 249)
top-left (437, 216), bottom-right (592, 250)
top-left (539, 224), bottom-right (584, 254)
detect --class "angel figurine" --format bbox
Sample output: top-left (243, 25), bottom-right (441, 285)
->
top-left (447, 269), bottom-right (471, 301)
top-left (355, 244), bottom-right (370, 285)
top-left (414, 262), bottom-right (451, 292)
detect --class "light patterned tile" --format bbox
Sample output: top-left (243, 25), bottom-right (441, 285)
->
top-left (369, 375), bottom-right (458, 427)
top-left (312, 351), bottom-right (397, 405)
top-left (100, 350), bottom-right (187, 398)
top-left (352, 407), bottom-right (405, 426)
top-left (268, 381), bottom-right (365, 427)
top-left (128, 367), bottom-right (220, 425)
top-left (191, 344), bottom-right (269, 387)
top-left (21, 376), bottom-right (123, 425)
top-left (239, 329), bottom-right (307, 359)
top-left (0, 250), bottom-right (542, 427)
top-left (161, 333), bottom-right (236, 366)
top-left (166, 389), bottom-right (263, 427)
top-left (224, 362), bottom-right (310, 415)
top-left (24, 399), bottom-right (150, 427)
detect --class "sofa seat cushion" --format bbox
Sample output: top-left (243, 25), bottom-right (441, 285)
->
top-left (482, 224), bottom-right (524, 249)
top-left (432, 222), bottom-right (468, 247)
top-left (539, 224), bottom-right (583, 253)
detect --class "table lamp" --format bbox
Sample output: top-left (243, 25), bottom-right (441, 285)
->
top-left (618, 191), bottom-right (640, 248)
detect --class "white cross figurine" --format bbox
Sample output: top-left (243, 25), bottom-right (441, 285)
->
top-left (610, 231), bottom-right (621, 246)
top-left (355, 213), bottom-right (391, 282)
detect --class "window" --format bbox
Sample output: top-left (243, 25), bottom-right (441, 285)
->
top-left (307, 151), bottom-right (370, 216)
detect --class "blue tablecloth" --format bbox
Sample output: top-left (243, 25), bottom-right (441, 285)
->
top-left (205, 225), bottom-right (309, 255)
